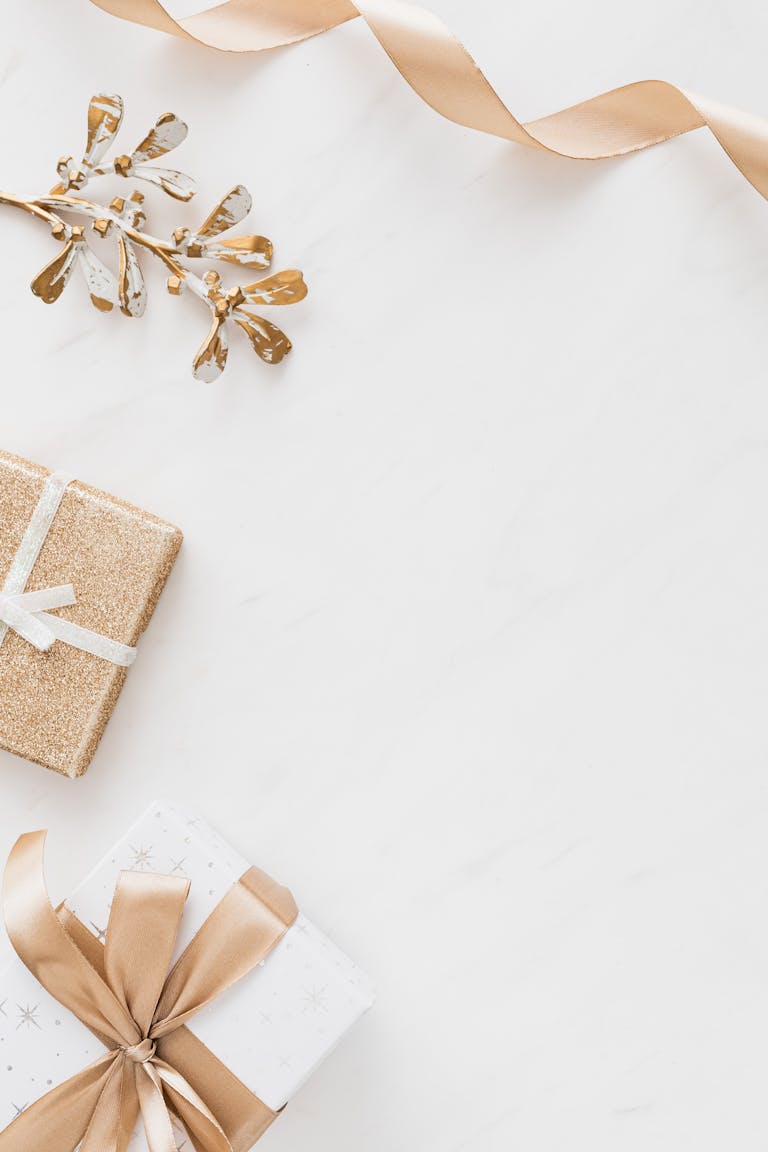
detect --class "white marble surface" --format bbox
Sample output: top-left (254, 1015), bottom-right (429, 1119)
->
top-left (1, 1), bottom-right (768, 1149)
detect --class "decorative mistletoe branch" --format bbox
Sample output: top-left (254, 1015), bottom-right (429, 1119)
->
top-left (0, 94), bottom-right (307, 381)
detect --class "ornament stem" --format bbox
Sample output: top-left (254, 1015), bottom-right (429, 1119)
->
top-left (0, 93), bottom-right (306, 379)
top-left (0, 191), bottom-right (63, 229)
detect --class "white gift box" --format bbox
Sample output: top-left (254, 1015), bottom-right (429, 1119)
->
top-left (0, 800), bottom-right (374, 1145)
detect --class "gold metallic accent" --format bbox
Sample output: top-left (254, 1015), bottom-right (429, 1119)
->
top-left (193, 313), bottom-right (229, 381)
top-left (30, 241), bottom-right (77, 305)
top-left (0, 93), bottom-right (307, 380)
top-left (117, 231), bottom-right (146, 317)
top-left (84, 92), bottom-right (123, 169)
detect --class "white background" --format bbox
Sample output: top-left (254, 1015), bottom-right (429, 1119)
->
top-left (1, 1), bottom-right (768, 1148)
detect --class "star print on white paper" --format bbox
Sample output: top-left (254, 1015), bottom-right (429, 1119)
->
top-left (301, 986), bottom-right (328, 1014)
top-left (16, 1004), bottom-right (40, 1031)
top-left (127, 844), bottom-right (154, 871)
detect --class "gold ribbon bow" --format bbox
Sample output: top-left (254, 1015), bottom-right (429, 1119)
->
top-left (0, 831), bottom-right (298, 1152)
top-left (87, 0), bottom-right (768, 204)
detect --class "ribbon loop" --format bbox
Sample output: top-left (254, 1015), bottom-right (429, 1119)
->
top-left (105, 870), bottom-right (190, 1036)
top-left (152, 866), bottom-right (298, 1037)
top-left (2, 831), bottom-right (141, 1049)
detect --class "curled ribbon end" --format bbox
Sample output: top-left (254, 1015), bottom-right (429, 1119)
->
top-left (84, 0), bottom-right (768, 208)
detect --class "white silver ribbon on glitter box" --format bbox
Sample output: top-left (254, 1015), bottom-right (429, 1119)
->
top-left (0, 470), bottom-right (137, 665)
top-left (0, 450), bottom-right (182, 777)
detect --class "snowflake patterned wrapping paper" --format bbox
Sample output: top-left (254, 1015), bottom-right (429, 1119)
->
top-left (0, 800), bottom-right (375, 1150)
top-left (0, 449), bottom-right (182, 777)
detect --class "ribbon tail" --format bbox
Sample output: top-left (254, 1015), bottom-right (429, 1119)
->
top-left (36, 612), bottom-right (137, 666)
top-left (10, 584), bottom-right (77, 613)
top-left (136, 1062), bottom-right (180, 1152)
top-left (157, 1028), bottom-right (278, 1152)
top-left (117, 1058), bottom-right (142, 1152)
top-left (154, 1059), bottom-right (234, 1152)
top-left (80, 1054), bottom-right (140, 1152)
top-left (104, 870), bottom-right (190, 1037)
top-left (136, 1058), bottom-right (236, 1152)
top-left (0, 1051), bottom-right (116, 1152)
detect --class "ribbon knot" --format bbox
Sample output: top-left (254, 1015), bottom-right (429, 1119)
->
top-left (123, 1038), bottom-right (157, 1065)
top-left (0, 830), bottom-right (300, 1152)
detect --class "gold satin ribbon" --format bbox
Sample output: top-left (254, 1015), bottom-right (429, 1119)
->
top-left (0, 831), bottom-right (299, 1152)
top-left (85, 0), bottom-right (768, 202)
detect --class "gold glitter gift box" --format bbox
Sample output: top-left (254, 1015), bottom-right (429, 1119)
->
top-left (0, 450), bottom-right (181, 777)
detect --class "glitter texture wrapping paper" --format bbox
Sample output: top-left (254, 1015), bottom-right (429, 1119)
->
top-left (0, 800), bottom-right (375, 1148)
top-left (0, 450), bottom-right (182, 777)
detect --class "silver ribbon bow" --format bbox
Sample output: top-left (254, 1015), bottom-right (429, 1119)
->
top-left (0, 471), bottom-right (136, 667)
